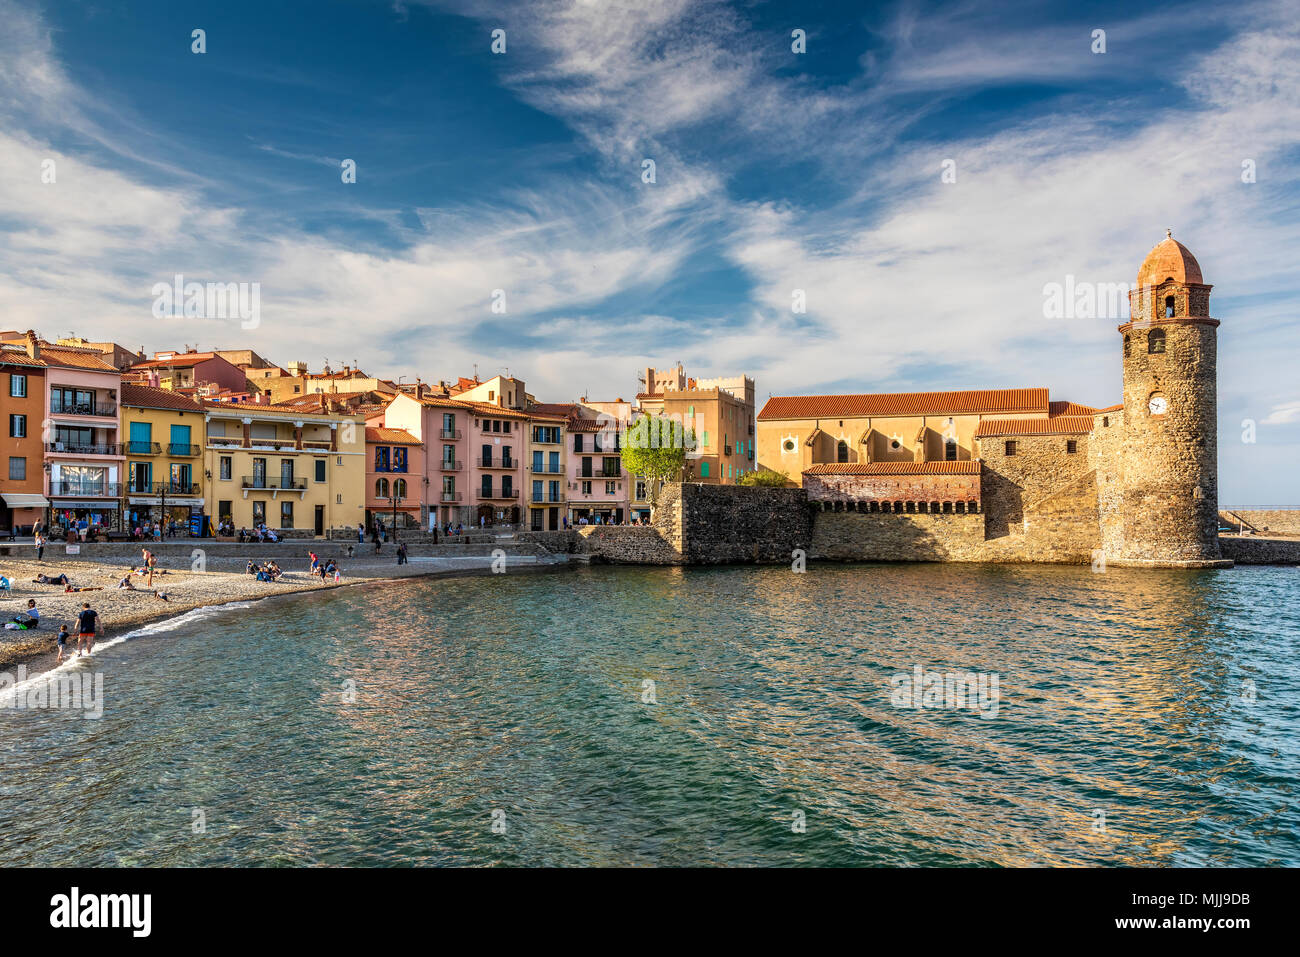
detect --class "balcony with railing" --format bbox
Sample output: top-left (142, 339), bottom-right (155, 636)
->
top-left (440, 459), bottom-right (463, 472)
top-left (240, 476), bottom-right (308, 491)
top-left (440, 428), bottom-right (462, 440)
top-left (167, 443), bottom-right (201, 457)
top-left (209, 435), bottom-right (244, 447)
top-left (301, 439), bottom-right (332, 450)
top-left (50, 480), bottom-right (121, 497)
top-left (529, 462), bottom-right (565, 474)
top-left (479, 455), bottom-right (516, 469)
top-left (530, 491), bottom-right (566, 504)
top-left (156, 482), bottom-right (201, 496)
top-left (122, 440), bottom-right (162, 455)
top-left (49, 396), bottom-right (116, 418)
top-left (45, 441), bottom-right (121, 456)
top-left (479, 487), bottom-right (519, 500)
top-left (440, 491), bottom-right (461, 502)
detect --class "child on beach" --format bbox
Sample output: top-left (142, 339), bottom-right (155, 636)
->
top-left (56, 624), bottom-right (70, 663)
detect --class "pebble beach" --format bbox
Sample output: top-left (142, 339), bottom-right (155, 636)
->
top-left (1, 546), bottom-right (570, 678)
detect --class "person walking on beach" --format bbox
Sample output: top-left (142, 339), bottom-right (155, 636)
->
top-left (76, 602), bottom-right (97, 656)
top-left (308, 550), bottom-right (319, 574)
top-left (55, 624), bottom-right (70, 663)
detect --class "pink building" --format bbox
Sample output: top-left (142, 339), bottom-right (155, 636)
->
top-left (364, 426), bottom-right (423, 530)
top-left (567, 401), bottom-right (632, 525)
top-left (36, 338), bottom-right (125, 531)
top-left (381, 388), bottom-right (527, 528)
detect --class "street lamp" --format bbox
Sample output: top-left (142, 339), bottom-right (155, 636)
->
top-left (388, 486), bottom-right (404, 543)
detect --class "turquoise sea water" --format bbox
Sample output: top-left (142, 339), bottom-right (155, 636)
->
top-left (1, 563), bottom-right (1296, 866)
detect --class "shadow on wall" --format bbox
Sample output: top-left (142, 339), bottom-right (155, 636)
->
top-left (980, 471), bottom-right (1023, 540)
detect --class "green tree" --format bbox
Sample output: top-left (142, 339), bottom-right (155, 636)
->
top-left (623, 414), bottom-right (688, 511)
top-left (738, 468), bottom-right (792, 488)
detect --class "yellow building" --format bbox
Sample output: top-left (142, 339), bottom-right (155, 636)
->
top-left (755, 387), bottom-right (1097, 478)
top-left (119, 384), bottom-right (207, 531)
top-left (202, 401), bottom-right (365, 536)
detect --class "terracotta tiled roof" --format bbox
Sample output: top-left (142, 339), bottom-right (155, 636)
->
top-left (119, 383), bottom-right (205, 412)
top-left (365, 427), bottom-right (420, 445)
top-left (759, 387), bottom-right (1049, 420)
top-left (37, 345), bottom-right (118, 372)
top-left (529, 402), bottom-right (579, 418)
top-left (804, 461), bottom-right (981, 475)
top-left (132, 352), bottom-right (221, 368)
top-left (202, 400), bottom-right (362, 419)
top-left (1137, 233), bottom-right (1203, 286)
top-left (1049, 401), bottom-right (1098, 416)
top-left (974, 416), bottom-right (1094, 437)
top-left (0, 346), bottom-right (45, 368)
top-left (1095, 404), bottom-right (1123, 414)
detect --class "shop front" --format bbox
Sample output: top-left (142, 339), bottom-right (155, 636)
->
top-left (47, 498), bottom-right (122, 537)
top-left (126, 495), bottom-right (205, 535)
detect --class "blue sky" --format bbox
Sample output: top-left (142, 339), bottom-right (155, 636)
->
top-left (2, 0), bottom-right (1298, 503)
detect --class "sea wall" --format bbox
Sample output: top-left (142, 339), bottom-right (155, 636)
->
top-left (676, 484), bottom-right (813, 564)
top-left (1219, 536), bottom-right (1300, 565)
top-left (575, 484), bottom-right (813, 565)
top-left (810, 511), bottom-right (986, 561)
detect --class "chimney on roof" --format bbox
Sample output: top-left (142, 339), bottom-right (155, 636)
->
top-left (24, 330), bottom-right (39, 360)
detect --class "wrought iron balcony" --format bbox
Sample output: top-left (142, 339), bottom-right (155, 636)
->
top-left (50, 401), bottom-right (116, 417)
top-left (440, 428), bottom-right (462, 440)
top-left (151, 482), bottom-right (201, 496)
top-left (122, 441), bottom-right (162, 455)
top-left (167, 443), bottom-right (201, 457)
top-left (45, 442), bottom-right (120, 456)
top-left (479, 455), bottom-right (517, 469)
top-left (440, 459), bottom-right (463, 471)
top-left (440, 491), bottom-right (461, 502)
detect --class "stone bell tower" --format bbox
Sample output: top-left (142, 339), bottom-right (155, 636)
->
top-left (1113, 231), bottom-right (1226, 566)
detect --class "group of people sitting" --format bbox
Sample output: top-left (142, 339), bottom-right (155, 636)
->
top-left (308, 552), bottom-right (342, 582)
top-left (237, 524), bottom-right (280, 544)
top-left (247, 560), bottom-right (284, 582)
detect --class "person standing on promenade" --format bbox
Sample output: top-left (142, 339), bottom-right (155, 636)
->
top-left (76, 602), bottom-right (97, 656)
top-left (34, 531), bottom-right (45, 562)
top-left (396, 542), bottom-right (408, 565)
top-left (357, 522), bottom-right (364, 543)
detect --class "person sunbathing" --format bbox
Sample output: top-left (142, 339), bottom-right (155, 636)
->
top-left (32, 573), bottom-right (71, 586)
top-left (65, 584), bottom-right (103, 592)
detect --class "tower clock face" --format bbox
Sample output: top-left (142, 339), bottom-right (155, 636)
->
top-left (1148, 394), bottom-right (1168, 415)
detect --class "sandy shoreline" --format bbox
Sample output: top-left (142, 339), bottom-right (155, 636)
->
top-left (1, 552), bottom-right (573, 678)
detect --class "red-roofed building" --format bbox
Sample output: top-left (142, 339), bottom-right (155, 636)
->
top-left (131, 350), bottom-right (248, 395)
